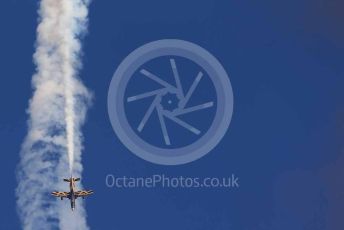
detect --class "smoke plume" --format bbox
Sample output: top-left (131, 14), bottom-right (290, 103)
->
top-left (16, 0), bottom-right (91, 229)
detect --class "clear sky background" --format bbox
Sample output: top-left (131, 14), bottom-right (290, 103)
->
top-left (1, 0), bottom-right (344, 229)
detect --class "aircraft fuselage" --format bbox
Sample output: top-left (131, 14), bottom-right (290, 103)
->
top-left (68, 178), bottom-right (77, 211)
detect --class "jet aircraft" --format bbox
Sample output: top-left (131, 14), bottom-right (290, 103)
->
top-left (51, 177), bottom-right (93, 211)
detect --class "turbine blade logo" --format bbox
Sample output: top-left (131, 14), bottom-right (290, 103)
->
top-left (128, 59), bottom-right (214, 146)
top-left (108, 40), bottom-right (234, 165)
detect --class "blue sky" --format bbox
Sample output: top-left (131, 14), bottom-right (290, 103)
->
top-left (1, 0), bottom-right (344, 229)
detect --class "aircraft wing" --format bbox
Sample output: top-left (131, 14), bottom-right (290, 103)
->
top-left (51, 191), bottom-right (69, 198)
top-left (74, 190), bottom-right (94, 198)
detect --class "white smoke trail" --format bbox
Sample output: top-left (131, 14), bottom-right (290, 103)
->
top-left (16, 0), bottom-right (91, 229)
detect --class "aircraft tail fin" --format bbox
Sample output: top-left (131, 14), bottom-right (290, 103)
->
top-left (63, 178), bottom-right (80, 182)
